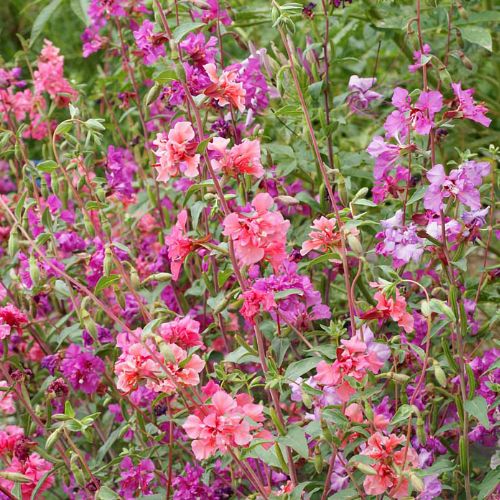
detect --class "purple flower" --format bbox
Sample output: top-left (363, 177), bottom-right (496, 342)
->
top-left (249, 260), bottom-right (331, 326)
top-left (462, 206), bottom-right (489, 228)
top-left (424, 161), bottom-right (490, 213)
top-left (193, 0), bottom-right (232, 26)
top-left (119, 457), bottom-right (156, 499)
top-left (451, 82), bottom-right (491, 127)
top-left (60, 344), bottom-right (105, 394)
top-left (56, 231), bottom-right (86, 253)
top-left (418, 475), bottom-right (442, 500)
top-left (409, 43), bottom-right (431, 73)
top-left (346, 75), bottom-right (381, 113)
top-left (384, 87), bottom-right (442, 138)
top-left (366, 135), bottom-right (407, 181)
top-left (41, 354), bottom-right (61, 375)
top-left (172, 464), bottom-right (215, 499)
top-left (133, 20), bottom-right (167, 66)
top-left (0, 160), bottom-right (15, 193)
top-left (372, 166), bottom-right (409, 204)
top-left (106, 145), bottom-right (138, 200)
top-left (375, 210), bottom-right (425, 267)
top-left (81, 27), bottom-right (106, 57)
top-left (180, 33), bottom-right (218, 67)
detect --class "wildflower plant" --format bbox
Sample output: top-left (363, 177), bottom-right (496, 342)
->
top-left (0, 0), bottom-right (498, 499)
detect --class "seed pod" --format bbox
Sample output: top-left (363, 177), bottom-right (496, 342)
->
top-left (421, 300), bottom-right (431, 317)
top-left (114, 288), bottom-right (126, 310)
top-left (441, 337), bottom-right (459, 373)
top-left (433, 362), bottom-right (447, 388)
top-left (465, 364), bottom-right (476, 399)
top-left (83, 214), bottom-right (95, 237)
top-left (270, 408), bottom-right (286, 436)
top-left (103, 247), bottom-right (113, 276)
top-left (347, 234), bottom-right (363, 256)
top-left (130, 268), bottom-right (140, 289)
top-left (146, 84), bottom-right (162, 106)
top-left (416, 416), bottom-right (427, 445)
top-left (29, 255), bottom-right (40, 286)
top-left (314, 446), bottom-right (323, 474)
top-left (0, 471), bottom-right (32, 483)
top-left (45, 426), bottom-right (64, 451)
top-left (459, 436), bottom-right (468, 475)
top-left (275, 443), bottom-right (289, 473)
top-left (449, 286), bottom-right (459, 319)
top-left (8, 228), bottom-right (19, 257)
top-left (410, 473), bottom-right (424, 492)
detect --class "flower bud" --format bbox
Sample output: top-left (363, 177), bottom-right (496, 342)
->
top-left (433, 361), bottom-right (447, 388)
top-left (347, 234), bottom-right (363, 256)
top-left (410, 473), bottom-right (424, 492)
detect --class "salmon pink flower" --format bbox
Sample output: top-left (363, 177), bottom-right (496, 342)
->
top-left (240, 288), bottom-right (277, 324)
top-left (301, 217), bottom-right (341, 256)
top-left (157, 316), bottom-right (203, 349)
top-left (314, 337), bottom-right (384, 403)
top-left (153, 121), bottom-right (200, 182)
top-left (361, 432), bottom-right (419, 498)
top-left (223, 193), bottom-right (289, 269)
top-left (0, 381), bottom-right (15, 415)
top-left (165, 209), bottom-right (194, 280)
top-left (183, 390), bottom-right (264, 459)
top-left (208, 137), bottom-right (264, 178)
top-left (203, 63), bottom-right (246, 112)
top-left (361, 286), bottom-right (414, 333)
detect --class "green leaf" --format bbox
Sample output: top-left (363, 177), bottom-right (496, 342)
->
top-left (390, 404), bottom-right (414, 427)
top-left (477, 468), bottom-right (500, 500)
top-left (54, 120), bottom-right (73, 135)
top-left (36, 160), bottom-right (58, 173)
top-left (284, 357), bottom-right (320, 381)
top-left (464, 396), bottom-right (491, 429)
top-left (96, 486), bottom-right (120, 500)
top-left (94, 274), bottom-right (120, 295)
top-left (279, 426), bottom-right (309, 459)
top-left (30, 0), bottom-right (63, 46)
top-left (173, 22), bottom-right (205, 43)
top-left (154, 69), bottom-right (177, 84)
top-left (428, 299), bottom-right (456, 322)
top-left (461, 26), bottom-right (492, 52)
top-left (407, 185), bottom-right (427, 205)
top-left (70, 0), bottom-right (90, 25)
top-left (274, 288), bottom-right (304, 300)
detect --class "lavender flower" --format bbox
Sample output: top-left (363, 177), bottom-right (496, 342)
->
top-left (346, 75), bottom-right (381, 113)
top-left (375, 210), bottom-right (425, 267)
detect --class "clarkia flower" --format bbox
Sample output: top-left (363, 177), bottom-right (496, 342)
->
top-left (0, 380), bottom-right (15, 415)
top-left (180, 33), bottom-right (218, 67)
top-left (376, 210), bottom-right (425, 267)
top-left (408, 43), bottom-right (431, 73)
top-left (424, 161), bottom-right (490, 213)
top-left (346, 75), bottom-right (381, 113)
top-left (450, 82), bottom-right (491, 127)
top-left (223, 193), bottom-right (290, 269)
top-left (164, 209), bottom-right (194, 281)
top-left (183, 390), bottom-right (265, 459)
top-left (157, 316), bottom-right (203, 350)
top-left (119, 456), bottom-right (156, 499)
top-left (133, 19), bottom-right (167, 66)
top-left (153, 121), bottom-right (200, 181)
top-left (208, 136), bottom-right (264, 178)
top-left (360, 432), bottom-right (419, 498)
top-left (60, 343), bottom-right (105, 394)
top-left (0, 304), bottom-right (28, 340)
top-left (203, 63), bottom-right (246, 112)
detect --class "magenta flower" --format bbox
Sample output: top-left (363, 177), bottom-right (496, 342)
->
top-left (384, 87), bottom-right (442, 139)
top-left (60, 344), bottom-right (105, 394)
top-left (119, 457), bottom-right (156, 499)
top-left (424, 161), bottom-right (490, 213)
top-left (408, 43), bottom-right (431, 73)
top-left (180, 33), bottom-right (218, 67)
top-left (133, 19), bottom-right (167, 66)
top-left (451, 82), bottom-right (491, 127)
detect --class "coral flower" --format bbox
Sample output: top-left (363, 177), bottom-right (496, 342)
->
top-left (157, 316), bottom-right (203, 349)
top-left (223, 193), bottom-right (289, 269)
top-left (165, 209), bottom-right (195, 281)
top-left (203, 63), bottom-right (246, 112)
top-left (153, 121), bottom-right (200, 182)
top-left (208, 137), bottom-right (264, 178)
top-left (301, 216), bottom-right (341, 255)
top-left (183, 390), bottom-right (264, 459)
top-left (0, 303), bottom-right (28, 340)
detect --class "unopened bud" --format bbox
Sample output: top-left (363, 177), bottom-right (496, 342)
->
top-left (410, 473), bottom-right (424, 492)
top-left (347, 234), bottom-right (363, 256)
top-left (433, 361), bottom-right (447, 388)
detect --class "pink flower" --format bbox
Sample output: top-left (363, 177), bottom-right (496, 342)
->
top-left (208, 137), bottom-right (264, 177)
top-left (0, 304), bottom-right (28, 340)
top-left (424, 161), bottom-right (490, 213)
top-left (366, 136), bottom-right (409, 181)
top-left (361, 286), bottom-right (414, 333)
top-left (384, 87), bottom-right (442, 139)
top-left (0, 425), bottom-right (24, 457)
top-left (157, 316), bottom-right (203, 349)
top-left (314, 337), bottom-right (384, 403)
top-left (34, 40), bottom-right (77, 107)
top-left (408, 43), bottom-right (431, 73)
top-left (203, 63), bottom-right (246, 112)
top-left (240, 288), bottom-right (277, 324)
top-left (346, 75), bottom-right (381, 113)
top-left (0, 381), bottom-right (15, 415)
top-left (0, 452), bottom-right (54, 498)
top-left (361, 432), bottom-right (419, 498)
top-left (183, 390), bottom-right (264, 459)
top-left (300, 217), bottom-right (341, 256)
top-left (451, 82), bottom-right (491, 127)
top-left (133, 19), bottom-right (167, 66)
top-left (223, 193), bottom-right (289, 269)
top-left (165, 209), bottom-right (195, 281)
top-left (153, 122), bottom-right (200, 182)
